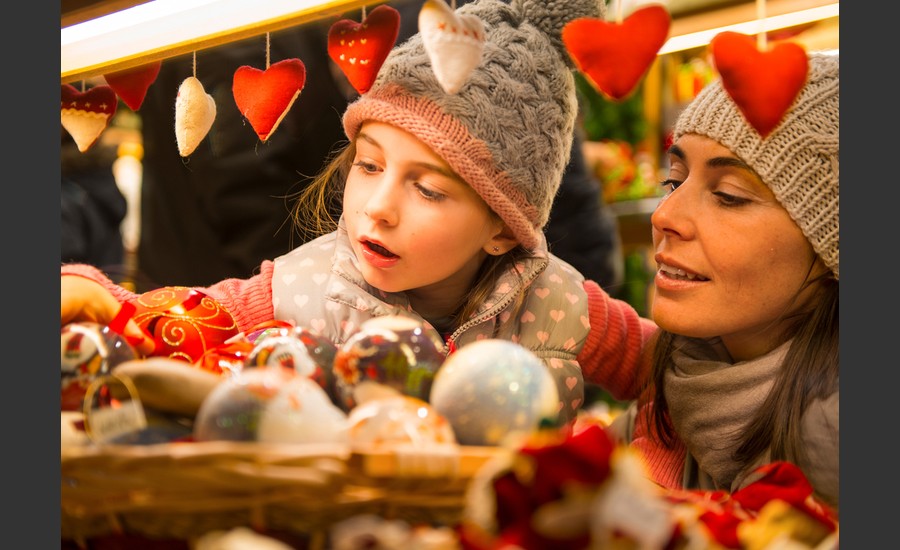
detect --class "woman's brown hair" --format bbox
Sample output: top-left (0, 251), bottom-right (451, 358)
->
top-left (647, 269), bottom-right (839, 469)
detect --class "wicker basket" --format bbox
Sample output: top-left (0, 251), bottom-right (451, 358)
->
top-left (61, 440), bottom-right (503, 544)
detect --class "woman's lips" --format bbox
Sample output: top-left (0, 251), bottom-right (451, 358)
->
top-left (654, 261), bottom-right (709, 291)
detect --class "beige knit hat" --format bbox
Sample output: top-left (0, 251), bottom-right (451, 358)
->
top-left (674, 52), bottom-right (839, 279)
top-left (342, 0), bottom-right (605, 251)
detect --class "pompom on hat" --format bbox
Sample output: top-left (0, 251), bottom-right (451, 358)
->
top-left (674, 52), bottom-right (839, 279)
top-left (342, 0), bottom-right (605, 251)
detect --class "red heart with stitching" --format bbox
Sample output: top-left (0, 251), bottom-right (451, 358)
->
top-left (61, 84), bottom-right (118, 117)
top-left (103, 61), bottom-right (162, 111)
top-left (328, 4), bottom-right (400, 95)
top-left (60, 84), bottom-right (118, 152)
top-left (711, 31), bottom-right (809, 138)
top-left (563, 5), bottom-right (670, 101)
top-left (232, 58), bottom-right (307, 142)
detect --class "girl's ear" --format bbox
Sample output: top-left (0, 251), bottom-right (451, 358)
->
top-left (484, 223), bottom-right (519, 256)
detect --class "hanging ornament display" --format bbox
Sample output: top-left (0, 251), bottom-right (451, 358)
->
top-left (103, 60), bottom-right (162, 111)
top-left (232, 35), bottom-right (307, 143)
top-left (60, 83), bottom-right (118, 153)
top-left (419, 0), bottom-right (485, 95)
top-left (562, 4), bottom-right (670, 101)
top-left (710, 31), bottom-right (808, 138)
top-left (174, 75), bottom-right (216, 157)
top-left (327, 4), bottom-right (400, 95)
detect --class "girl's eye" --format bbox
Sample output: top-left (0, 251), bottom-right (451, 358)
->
top-left (415, 183), bottom-right (445, 202)
top-left (352, 161), bottom-right (379, 174)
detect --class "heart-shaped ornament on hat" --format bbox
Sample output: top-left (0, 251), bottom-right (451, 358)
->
top-left (103, 61), bottom-right (162, 111)
top-left (419, 0), bottom-right (485, 95)
top-left (710, 31), bottom-right (809, 138)
top-left (563, 4), bottom-right (671, 101)
top-left (175, 76), bottom-right (217, 157)
top-left (61, 84), bottom-right (118, 153)
top-left (328, 4), bottom-right (400, 95)
top-left (232, 58), bottom-right (306, 142)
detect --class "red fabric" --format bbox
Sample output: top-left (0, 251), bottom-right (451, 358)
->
top-left (232, 58), bottom-right (307, 142)
top-left (103, 61), bottom-right (162, 111)
top-left (328, 5), bottom-right (400, 95)
top-left (578, 279), bottom-right (657, 400)
top-left (562, 5), bottom-right (671, 101)
top-left (710, 31), bottom-right (809, 137)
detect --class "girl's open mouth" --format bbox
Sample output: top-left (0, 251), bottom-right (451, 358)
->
top-left (363, 240), bottom-right (398, 259)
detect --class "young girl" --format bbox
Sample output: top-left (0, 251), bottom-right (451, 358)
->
top-left (60, 0), bottom-right (653, 426)
top-left (579, 52), bottom-right (839, 511)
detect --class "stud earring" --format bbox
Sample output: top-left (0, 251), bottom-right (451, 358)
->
top-left (492, 246), bottom-right (500, 253)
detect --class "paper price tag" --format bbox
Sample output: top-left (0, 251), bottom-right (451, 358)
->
top-left (83, 374), bottom-right (148, 443)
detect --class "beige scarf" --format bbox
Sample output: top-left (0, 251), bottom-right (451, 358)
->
top-left (664, 337), bottom-right (789, 491)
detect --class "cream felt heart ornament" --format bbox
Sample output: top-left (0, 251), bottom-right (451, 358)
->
top-left (103, 61), bottom-right (162, 111)
top-left (328, 4), bottom-right (400, 95)
top-left (61, 84), bottom-right (118, 153)
top-left (419, 0), bottom-right (485, 95)
top-left (232, 58), bottom-right (306, 142)
top-left (562, 4), bottom-right (670, 101)
top-left (710, 31), bottom-right (809, 138)
top-left (174, 76), bottom-right (216, 157)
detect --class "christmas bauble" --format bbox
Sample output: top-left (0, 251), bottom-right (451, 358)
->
top-left (246, 326), bottom-right (338, 404)
top-left (332, 316), bottom-right (445, 412)
top-left (61, 321), bottom-right (138, 411)
top-left (429, 339), bottom-right (558, 446)
top-left (257, 376), bottom-right (349, 445)
top-left (346, 395), bottom-right (456, 449)
top-left (193, 367), bottom-right (296, 442)
top-left (130, 286), bottom-right (239, 364)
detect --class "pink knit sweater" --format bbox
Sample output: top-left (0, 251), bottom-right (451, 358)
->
top-left (61, 264), bottom-right (685, 489)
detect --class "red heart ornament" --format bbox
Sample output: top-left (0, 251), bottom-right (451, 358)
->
top-left (711, 31), bottom-right (809, 138)
top-left (103, 60), bottom-right (162, 111)
top-left (328, 4), bottom-right (400, 94)
top-left (563, 5), bottom-right (671, 101)
top-left (232, 58), bottom-right (307, 142)
top-left (61, 84), bottom-right (118, 152)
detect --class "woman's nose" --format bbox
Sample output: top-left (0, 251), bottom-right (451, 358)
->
top-left (650, 185), bottom-right (692, 240)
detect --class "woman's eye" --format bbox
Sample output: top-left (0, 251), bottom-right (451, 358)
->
top-left (660, 178), bottom-right (682, 193)
top-left (713, 191), bottom-right (751, 207)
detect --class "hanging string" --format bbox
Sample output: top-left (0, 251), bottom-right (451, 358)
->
top-left (362, 5), bottom-right (367, 19)
top-left (266, 32), bottom-right (271, 69)
top-left (756, 0), bottom-right (767, 50)
top-left (614, 0), bottom-right (623, 24)
top-left (81, 80), bottom-right (85, 93)
top-left (192, 51), bottom-right (197, 78)
top-left (450, 0), bottom-right (456, 9)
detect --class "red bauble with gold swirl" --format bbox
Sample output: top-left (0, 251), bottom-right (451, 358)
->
top-left (130, 286), bottom-right (239, 364)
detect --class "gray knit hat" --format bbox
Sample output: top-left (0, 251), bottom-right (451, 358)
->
top-left (342, 0), bottom-right (605, 251)
top-left (674, 53), bottom-right (839, 279)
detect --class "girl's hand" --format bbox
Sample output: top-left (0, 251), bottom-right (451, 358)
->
top-left (61, 275), bottom-right (155, 355)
